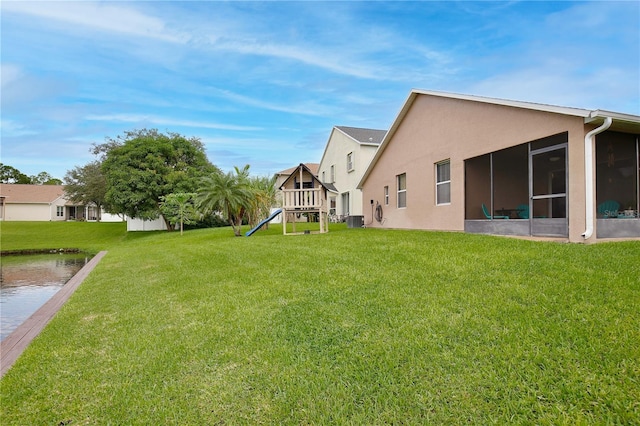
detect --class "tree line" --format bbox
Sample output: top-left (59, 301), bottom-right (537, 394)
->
top-left (6, 129), bottom-right (278, 236)
top-left (0, 164), bottom-right (62, 185)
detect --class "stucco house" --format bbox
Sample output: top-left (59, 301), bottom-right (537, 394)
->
top-left (0, 184), bottom-right (84, 221)
top-left (0, 184), bottom-right (121, 222)
top-left (318, 126), bottom-right (386, 223)
top-left (358, 89), bottom-right (640, 243)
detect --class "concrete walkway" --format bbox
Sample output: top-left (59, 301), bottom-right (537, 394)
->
top-left (0, 251), bottom-right (107, 378)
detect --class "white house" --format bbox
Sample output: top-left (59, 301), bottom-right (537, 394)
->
top-left (317, 126), bottom-right (386, 222)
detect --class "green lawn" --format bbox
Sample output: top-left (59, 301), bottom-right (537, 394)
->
top-left (1, 222), bottom-right (639, 424)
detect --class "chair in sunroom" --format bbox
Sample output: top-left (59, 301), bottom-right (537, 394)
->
top-left (482, 203), bottom-right (509, 219)
top-left (597, 200), bottom-right (620, 218)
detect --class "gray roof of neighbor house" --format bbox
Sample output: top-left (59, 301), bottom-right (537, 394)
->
top-left (0, 184), bottom-right (65, 204)
top-left (335, 126), bottom-right (386, 145)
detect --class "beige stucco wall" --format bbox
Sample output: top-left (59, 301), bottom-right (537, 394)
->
top-left (361, 94), bottom-right (592, 242)
top-left (3, 201), bottom-right (66, 221)
top-left (318, 129), bottom-right (378, 217)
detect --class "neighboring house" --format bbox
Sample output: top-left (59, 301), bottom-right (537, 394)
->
top-left (317, 126), bottom-right (386, 222)
top-left (279, 163), bottom-right (337, 234)
top-left (0, 184), bottom-right (121, 222)
top-left (0, 184), bottom-right (84, 221)
top-left (358, 89), bottom-right (640, 243)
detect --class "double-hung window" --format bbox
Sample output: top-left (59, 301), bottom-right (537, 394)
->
top-left (56, 206), bottom-right (64, 217)
top-left (397, 173), bottom-right (407, 208)
top-left (384, 186), bottom-right (389, 205)
top-left (347, 152), bottom-right (354, 172)
top-left (436, 160), bottom-right (451, 205)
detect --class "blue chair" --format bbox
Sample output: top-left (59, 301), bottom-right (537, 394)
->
top-left (516, 204), bottom-right (529, 219)
top-left (597, 200), bottom-right (620, 218)
top-left (482, 203), bottom-right (508, 219)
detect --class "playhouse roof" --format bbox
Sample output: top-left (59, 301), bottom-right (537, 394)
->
top-left (279, 163), bottom-right (338, 193)
top-left (275, 163), bottom-right (319, 178)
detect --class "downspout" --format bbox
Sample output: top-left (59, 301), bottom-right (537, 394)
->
top-left (582, 116), bottom-right (612, 239)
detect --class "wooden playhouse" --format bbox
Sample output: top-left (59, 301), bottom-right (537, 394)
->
top-left (279, 163), bottom-right (337, 235)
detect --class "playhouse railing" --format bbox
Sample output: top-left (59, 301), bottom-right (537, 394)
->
top-left (282, 188), bottom-right (323, 210)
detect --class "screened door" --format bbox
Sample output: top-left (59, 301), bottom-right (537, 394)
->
top-left (530, 145), bottom-right (568, 236)
top-left (341, 192), bottom-right (350, 217)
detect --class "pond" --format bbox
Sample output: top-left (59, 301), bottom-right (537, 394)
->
top-left (1, 252), bottom-right (91, 341)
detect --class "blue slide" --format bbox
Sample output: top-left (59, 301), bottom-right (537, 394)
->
top-left (245, 209), bottom-right (283, 237)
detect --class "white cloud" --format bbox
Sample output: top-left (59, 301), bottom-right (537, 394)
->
top-left (0, 64), bottom-right (22, 88)
top-left (209, 88), bottom-right (338, 117)
top-left (2, 1), bottom-right (188, 43)
top-left (84, 114), bottom-right (262, 132)
top-left (0, 119), bottom-right (38, 137)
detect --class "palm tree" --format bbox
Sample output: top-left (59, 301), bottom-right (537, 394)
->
top-left (197, 166), bottom-right (252, 236)
top-left (247, 174), bottom-right (278, 229)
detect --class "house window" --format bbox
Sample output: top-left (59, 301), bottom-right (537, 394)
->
top-left (397, 173), bottom-right (406, 208)
top-left (384, 186), bottom-right (389, 205)
top-left (347, 152), bottom-right (354, 172)
top-left (436, 160), bottom-right (451, 205)
top-left (330, 165), bottom-right (335, 183)
top-left (56, 206), bottom-right (64, 217)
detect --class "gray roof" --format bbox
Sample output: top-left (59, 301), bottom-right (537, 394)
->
top-left (335, 126), bottom-right (386, 145)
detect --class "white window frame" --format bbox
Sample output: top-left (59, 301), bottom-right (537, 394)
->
top-left (56, 206), bottom-right (64, 217)
top-left (397, 173), bottom-right (407, 208)
top-left (347, 152), bottom-right (354, 172)
top-left (435, 160), bottom-right (451, 205)
top-left (384, 186), bottom-right (389, 205)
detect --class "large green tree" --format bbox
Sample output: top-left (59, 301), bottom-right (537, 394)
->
top-left (64, 161), bottom-right (110, 221)
top-left (197, 165), bottom-right (252, 236)
top-left (99, 129), bottom-right (218, 229)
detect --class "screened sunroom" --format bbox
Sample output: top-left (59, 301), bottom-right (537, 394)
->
top-left (594, 131), bottom-right (640, 238)
top-left (464, 131), bottom-right (640, 239)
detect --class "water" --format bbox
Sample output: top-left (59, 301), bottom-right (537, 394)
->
top-left (0, 253), bottom-right (91, 341)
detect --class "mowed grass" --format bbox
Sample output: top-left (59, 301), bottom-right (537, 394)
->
top-left (1, 222), bottom-right (639, 424)
top-left (0, 221), bottom-right (128, 253)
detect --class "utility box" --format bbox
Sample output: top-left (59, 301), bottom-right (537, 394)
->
top-left (346, 215), bottom-right (364, 228)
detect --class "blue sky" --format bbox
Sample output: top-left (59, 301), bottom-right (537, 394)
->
top-left (2, 1), bottom-right (639, 180)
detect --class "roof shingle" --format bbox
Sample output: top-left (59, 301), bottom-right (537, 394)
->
top-left (0, 184), bottom-right (65, 204)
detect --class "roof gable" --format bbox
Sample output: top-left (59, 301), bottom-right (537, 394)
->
top-left (275, 163), bottom-right (319, 177)
top-left (279, 163), bottom-right (337, 193)
top-left (318, 126), bottom-right (387, 171)
top-left (357, 89), bottom-right (640, 189)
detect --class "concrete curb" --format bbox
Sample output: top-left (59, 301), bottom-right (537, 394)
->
top-left (0, 251), bottom-right (107, 378)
